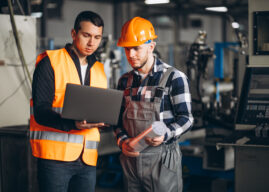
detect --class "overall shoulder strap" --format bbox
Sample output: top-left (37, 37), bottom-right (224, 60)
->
top-left (124, 71), bottom-right (134, 97)
top-left (154, 67), bottom-right (175, 99)
top-left (126, 71), bottom-right (134, 88)
top-left (158, 67), bottom-right (175, 89)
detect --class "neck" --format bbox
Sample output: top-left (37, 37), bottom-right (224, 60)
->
top-left (138, 55), bottom-right (154, 75)
top-left (71, 44), bottom-right (87, 65)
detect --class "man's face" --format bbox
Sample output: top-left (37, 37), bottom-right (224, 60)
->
top-left (71, 21), bottom-right (103, 57)
top-left (124, 44), bottom-right (151, 70)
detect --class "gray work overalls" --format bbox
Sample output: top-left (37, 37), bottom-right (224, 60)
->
top-left (120, 67), bottom-right (182, 192)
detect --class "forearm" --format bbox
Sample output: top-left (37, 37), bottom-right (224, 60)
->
top-left (166, 115), bottom-right (193, 140)
top-left (33, 104), bottom-right (76, 131)
top-left (114, 126), bottom-right (129, 148)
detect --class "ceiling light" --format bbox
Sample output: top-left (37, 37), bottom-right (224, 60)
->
top-left (145, 0), bottom-right (170, 5)
top-left (205, 6), bottom-right (228, 12)
top-left (232, 22), bottom-right (240, 29)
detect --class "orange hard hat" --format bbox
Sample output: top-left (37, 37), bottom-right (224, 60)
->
top-left (117, 17), bottom-right (158, 47)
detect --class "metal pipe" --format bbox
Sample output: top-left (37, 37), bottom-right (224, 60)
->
top-left (7, 0), bottom-right (32, 85)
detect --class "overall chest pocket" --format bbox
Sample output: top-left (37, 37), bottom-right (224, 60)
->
top-left (124, 108), bottom-right (154, 137)
top-left (126, 109), bottom-right (153, 121)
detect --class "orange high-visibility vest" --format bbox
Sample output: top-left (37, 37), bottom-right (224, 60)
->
top-left (30, 48), bottom-right (107, 166)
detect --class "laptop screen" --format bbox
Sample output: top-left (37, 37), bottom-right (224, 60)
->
top-left (61, 83), bottom-right (123, 125)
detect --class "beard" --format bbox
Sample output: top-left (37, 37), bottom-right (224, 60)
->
top-left (131, 57), bottom-right (148, 70)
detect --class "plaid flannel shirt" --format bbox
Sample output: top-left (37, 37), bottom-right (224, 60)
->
top-left (114, 57), bottom-right (193, 146)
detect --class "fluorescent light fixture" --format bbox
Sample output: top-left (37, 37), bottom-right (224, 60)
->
top-left (205, 6), bottom-right (228, 12)
top-left (31, 12), bottom-right (43, 18)
top-left (232, 22), bottom-right (240, 29)
top-left (145, 0), bottom-right (170, 5)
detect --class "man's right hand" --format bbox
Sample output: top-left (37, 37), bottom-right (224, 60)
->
top-left (122, 139), bottom-right (140, 157)
top-left (75, 120), bottom-right (106, 129)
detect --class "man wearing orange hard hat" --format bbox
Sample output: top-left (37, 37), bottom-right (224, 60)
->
top-left (114, 16), bottom-right (193, 192)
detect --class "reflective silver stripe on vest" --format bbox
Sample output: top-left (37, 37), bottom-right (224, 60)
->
top-left (30, 107), bottom-right (63, 115)
top-left (85, 140), bottom-right (99, 149)
top-left (30, 131), bottom-right (83, 144)
top-left (52, 107), bottom-right (63, 114)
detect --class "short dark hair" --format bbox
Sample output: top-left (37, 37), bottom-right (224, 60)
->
top-left (74, 11), bottom-right (104, 33)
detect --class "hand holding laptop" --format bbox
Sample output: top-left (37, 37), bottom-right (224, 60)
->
top-left (75, 120), bottom-right (108, 130)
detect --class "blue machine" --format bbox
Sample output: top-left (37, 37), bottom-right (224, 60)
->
top-left (213, 42), bottom-right (239, 103)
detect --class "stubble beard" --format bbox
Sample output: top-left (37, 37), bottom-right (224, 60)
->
top-left (132, 57), bottom-right (148, 70)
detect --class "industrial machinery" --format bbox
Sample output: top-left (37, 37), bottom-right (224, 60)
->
top-left (214, 1), bottom-right (269, 192)
top-left (232, 5), bottom-right (269, 145)
top-left (235, 1), bottom-right (269, 137)
top-left (183, 16), bottom-right (249, 187)
top-left (186, 30), bottom-right (214, 101)
top-left (186, 29), bottom-right (247, 130)
top-left (236, 66), bottom-right (269, 132)
top-left (220, 64), bottom-right (269, 192)
top-left (186, 30), bottom-right (214, 128)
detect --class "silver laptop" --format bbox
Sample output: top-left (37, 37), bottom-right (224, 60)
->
top-left (62, 83), bottom-right (123, 125)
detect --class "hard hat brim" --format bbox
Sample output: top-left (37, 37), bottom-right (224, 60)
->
top-left (117, 36), bottom-right (157, 47)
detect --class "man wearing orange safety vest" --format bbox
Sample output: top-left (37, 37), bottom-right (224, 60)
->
top-left (30, 11), bottom-right (107, 192)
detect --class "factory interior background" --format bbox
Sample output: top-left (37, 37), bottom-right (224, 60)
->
top-left (0, 0), bottom-right (268, 191)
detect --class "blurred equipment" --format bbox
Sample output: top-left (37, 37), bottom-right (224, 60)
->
top-left (184, 28), bottom-right (248, 175)
top-left (253, 11), bottom-right (269, 55)
top-left (218, 1), bottom-right (269, 192)
top-left (233, 2), bottom-right (269, 191)
top-left (187, 30), bottom-right (214, 86)
top-left (186, 29), bottom-right (248, 130)
top-left (186, 30), bottom-right (214, 128)
top-left (95, 35), bottom-right (122, 88)
top-left (236, 67), bottom-right (269, 131)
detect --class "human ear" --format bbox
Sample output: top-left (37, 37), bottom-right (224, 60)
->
top-left (71, 29), bottom-right (76, 40)
top-left (149, 42), bottom-right (156, 53)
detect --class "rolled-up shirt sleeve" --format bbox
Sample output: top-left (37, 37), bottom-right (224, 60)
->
top-left (164, 70), bottom-right (193, 141)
